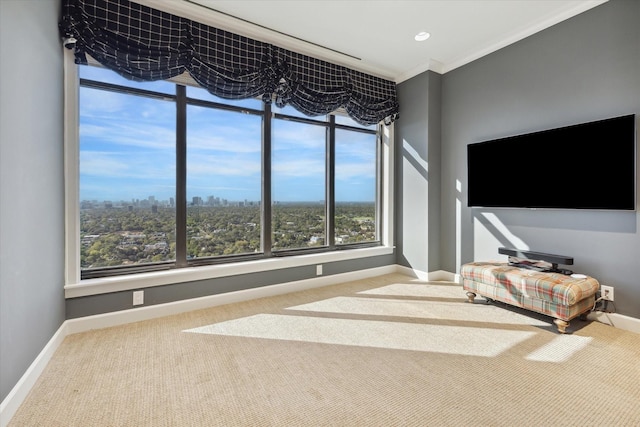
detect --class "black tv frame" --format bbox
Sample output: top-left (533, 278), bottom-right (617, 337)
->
top-left (467, 114), bottom-right (637, 211)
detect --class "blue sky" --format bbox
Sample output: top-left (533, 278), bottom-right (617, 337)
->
top-left (79, 66), bottom-right (376, 204)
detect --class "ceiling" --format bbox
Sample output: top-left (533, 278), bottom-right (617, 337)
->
top-left (148, 0), bottom-right (607, 82)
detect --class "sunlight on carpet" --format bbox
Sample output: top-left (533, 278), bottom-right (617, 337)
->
top-left (286, 296), bottom-right (550, 326)
top-left (524, 334), bottom-right (593, 362)
top-left (184, 313), bottom-right (536, 357)
top-left (359, 282), bottom-right (468, 298)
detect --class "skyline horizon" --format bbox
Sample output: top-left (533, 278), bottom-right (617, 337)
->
top-left (80, 197), bottom-right (375, 205)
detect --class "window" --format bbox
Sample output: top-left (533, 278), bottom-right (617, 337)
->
top-left (79, 67), bottom-right (177, 272)
top-left (70, 60), bottom-right (390, 285)
top-left (186, 102), bottom-right (263, 259)
top-left (272, 116), bottom-right (326, 251)
top-left (335, 124), bottom-right (379, 245)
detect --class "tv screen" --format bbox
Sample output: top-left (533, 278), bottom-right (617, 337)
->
top-left (467, 114), bottom-right (636, 210)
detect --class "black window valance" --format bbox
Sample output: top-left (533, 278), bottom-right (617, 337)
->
top-left (59, 0), bottom-right (399, 126)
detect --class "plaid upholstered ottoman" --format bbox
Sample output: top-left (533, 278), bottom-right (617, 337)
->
top-left (460, 262), bottom-right (599, 333)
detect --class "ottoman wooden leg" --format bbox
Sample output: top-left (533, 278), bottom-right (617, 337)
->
top-left (553, 319), bottom-right (569, 334)
top-left (466, 292), bottom-right (476, 303)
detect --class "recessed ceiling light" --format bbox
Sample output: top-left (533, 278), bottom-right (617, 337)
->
top-left (414, 31), bottom-right (431, 42)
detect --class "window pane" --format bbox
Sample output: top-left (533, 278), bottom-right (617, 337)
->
top-left (186, 85), bottom-right (263, 110)
top-left (186, 106), bottom-right (262, 258)
top-left (272, 103), bottom-right (323, 120)
top-left (79, 86), bottom-right (176, 270)
top-left (334, 114), bottom-right (377, 130)
top-left (335, 129), bottom-right (377, 244)
top-left (272, 120), bottom-right (326, 250)
top-left (79, 64), bottom-right (175, 95)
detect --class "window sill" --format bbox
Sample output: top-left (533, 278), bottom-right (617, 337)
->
top-left (65, 245), bottom-right (394, 298)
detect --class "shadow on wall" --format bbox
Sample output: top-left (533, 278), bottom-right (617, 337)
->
top-left (397, 139), bottom-right (430, 270)
top-left (456, 179), bottom-right (637, 269)
top-left (476, 209), bottom-right (637, 234)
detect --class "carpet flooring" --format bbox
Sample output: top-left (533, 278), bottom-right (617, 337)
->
top-left (8, 273), bottom-right (640, 426)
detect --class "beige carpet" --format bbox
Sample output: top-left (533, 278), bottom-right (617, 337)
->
top-left (8, 274), bottom-right (640, 426)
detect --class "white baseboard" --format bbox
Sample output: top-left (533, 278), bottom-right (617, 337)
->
top-left (2, 265), bottom-right (637, 426)
top-left (0, 265), bottom-right (395, 426)
top-left (395, 265), bottom-right (457, 282)
top-left (0, 324), bottom-right (69, 427)
top-left (587, 311), bottom-right (640, 335)
top-left (65, 265), bottom-right (397, 335)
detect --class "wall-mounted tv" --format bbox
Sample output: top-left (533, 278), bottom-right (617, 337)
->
top-left (467, 114), bottom-right (637, 210)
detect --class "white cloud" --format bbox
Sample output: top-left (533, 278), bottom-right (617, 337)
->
top-left (80, 121), bottom-right (175, 151)
top-left (187, 155), bottom-right (261, 177)
top-left (273, 158), bottom-right (325, 177)
top-left (336, 162), bottom-right (376, 180)
top-left (187, 132), bottom-right (261, 154)
top-left (80, 151), bottom-right (175, 179)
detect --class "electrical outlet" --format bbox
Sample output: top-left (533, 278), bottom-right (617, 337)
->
top-left (133, 290), bottom-right (144, 306)
top-left (601, 285), bottom-right (614, 301)
top-left (316, 264), bottom-right (323, 276)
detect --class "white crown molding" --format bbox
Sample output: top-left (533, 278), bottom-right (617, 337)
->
top-left (396, 59), bottom-right (445, 84)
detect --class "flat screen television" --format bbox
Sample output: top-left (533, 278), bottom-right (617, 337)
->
top-left (467, 114), bottom-right (637, 210)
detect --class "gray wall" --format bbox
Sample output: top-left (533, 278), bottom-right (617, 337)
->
top-left (66, 254), bottom-right (396, 318)
top-left (440, 0), bottom-right (640, 317)
top-left (396, 70), bottom-right (442, 273)
top-left (0, 0), bottom-right (66, 402)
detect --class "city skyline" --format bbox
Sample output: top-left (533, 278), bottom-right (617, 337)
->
top-left (80, 195), bottom-right (373, 208)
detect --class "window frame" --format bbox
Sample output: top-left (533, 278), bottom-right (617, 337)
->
top-left (63, 49), bottom-right (394, 298)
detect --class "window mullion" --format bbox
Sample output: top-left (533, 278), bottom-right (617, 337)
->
top-left (326, 116), bottom-right (336, 247)
top-left (262, 104), bottom-right (273, 256)
top-left (376, 125), bottom-right (383, 243)
top-left (175, 85), bottom-right (188, 267)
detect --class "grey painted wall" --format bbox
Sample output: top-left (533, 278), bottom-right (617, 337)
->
top-left (0, 1), bottom-right (66, 402)
top-left (396, 71), bottom-right (442, 273)
top-left (440, 0), bottom-right (640, 317)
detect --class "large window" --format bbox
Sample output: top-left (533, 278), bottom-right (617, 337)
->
top-left (76, 63), bottom-right (383, 280)
top-left (186, 102), bottom-right (263, 259)
top-left (79, 67), bottom-right (177, 272)
top-left (272, 114), bottom-right (327, 251)
top-left (335, 126), bottom-right (379, 245)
